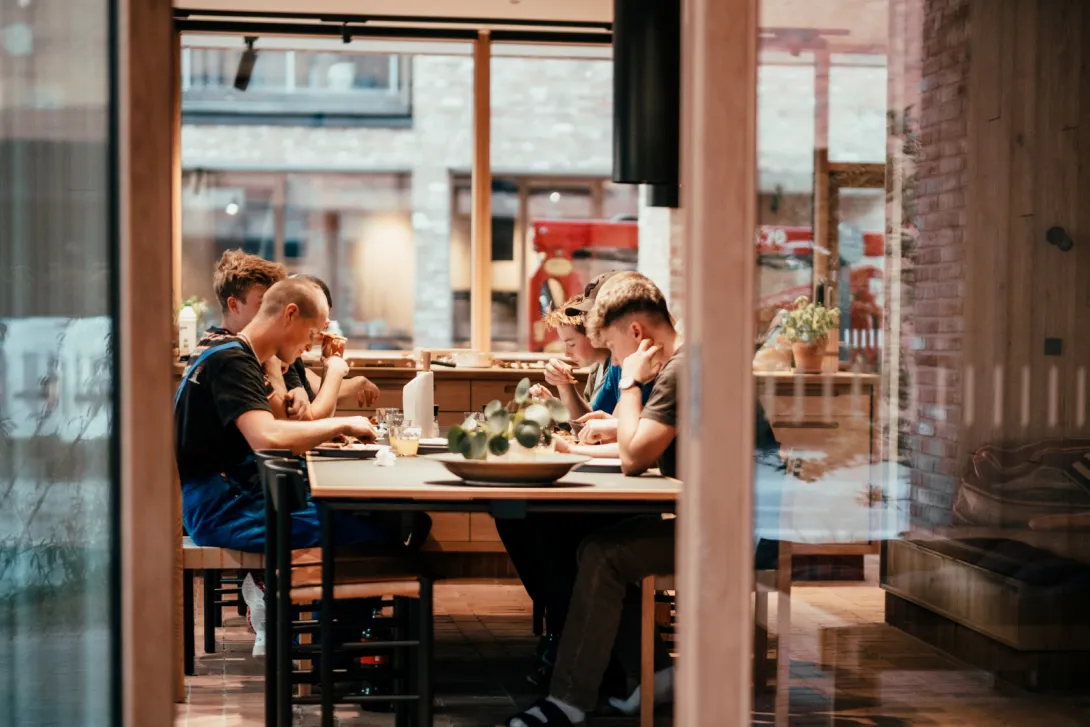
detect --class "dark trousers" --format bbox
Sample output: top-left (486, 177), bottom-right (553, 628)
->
top-left (495, 513), bottom-right (624, 635)
top-left (550, 515), bottom-right (676, 711)
top-left (496, 513), bottom-right (671, 693)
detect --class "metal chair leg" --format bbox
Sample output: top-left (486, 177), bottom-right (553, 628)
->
top-left (265, 493), bottom-right (279, 727)
top-left (417, 579), bottom-right (433, 727)
top-left (183, 569), bottom-right (195, 676)
top-left (203, 570), bottom-right (218, 654)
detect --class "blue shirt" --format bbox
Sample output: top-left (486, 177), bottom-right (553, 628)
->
top-left (591, 364), bottom-right (655, 413)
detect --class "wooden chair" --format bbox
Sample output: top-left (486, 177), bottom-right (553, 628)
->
top-left (637, 545), bottom-right (792, 727)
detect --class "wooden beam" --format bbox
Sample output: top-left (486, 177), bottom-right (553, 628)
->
top-left (676, 0), bottom-right (757, 725)
top-left (470, 31), bottom-right (493, 352)
top-left (170, 30), bottom-right (186, 706)
top-left (118, 0), bottom-right (179, 724)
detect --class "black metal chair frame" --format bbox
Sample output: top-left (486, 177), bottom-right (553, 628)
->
top-left (259, 453), bottom-right (434, 727)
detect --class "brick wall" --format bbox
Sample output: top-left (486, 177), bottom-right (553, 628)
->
top-left (182, 51), bottom-right (888, 346)
top-left (901, 0), bottom-right (969, 528)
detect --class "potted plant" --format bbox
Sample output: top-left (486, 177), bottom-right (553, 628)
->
top-left (447, 378), bottom-right (571, 460)
top-left (781, 296), bottom-right (839, 373)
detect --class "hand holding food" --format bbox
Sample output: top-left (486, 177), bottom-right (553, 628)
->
top-left (321, 331), bottom-right (347, 360)
top-left (339, 416), bottom-right (377, 443)
top-left (544, 359), bottom-right (578, 388)
top-left (528, 384), bottom-right (556, 401)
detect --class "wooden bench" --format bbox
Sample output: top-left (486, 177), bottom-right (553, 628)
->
top-left (181, 538), bottom-right (265, 675)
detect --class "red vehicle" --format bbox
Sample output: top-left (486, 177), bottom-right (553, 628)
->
top-left (527, 219), bottom-right (639, 352)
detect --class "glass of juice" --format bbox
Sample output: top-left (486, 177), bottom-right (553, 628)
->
top-left (390, 425), bottom-right (419, 457)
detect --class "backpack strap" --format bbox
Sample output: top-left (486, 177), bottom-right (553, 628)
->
top-left (173, 340), bottom-right (245, 410)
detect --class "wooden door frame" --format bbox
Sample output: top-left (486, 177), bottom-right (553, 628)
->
top-left (677, 0), bottom-right (757, 725)
top-left (118, 0), bottom-right (178, 725)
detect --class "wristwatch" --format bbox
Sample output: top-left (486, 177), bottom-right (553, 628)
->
top-left (619, 376), bottom-right (641, 391)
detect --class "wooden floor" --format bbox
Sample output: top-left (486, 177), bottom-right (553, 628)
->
top-left (176, 577), bottom-right (1090, 727)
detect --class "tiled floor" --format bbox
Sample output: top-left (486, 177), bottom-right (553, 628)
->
top-left (177, 578), bottom-right (1090, 727)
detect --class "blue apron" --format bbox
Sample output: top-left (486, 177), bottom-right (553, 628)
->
top-left (176, 342), bottom-right (387, 552)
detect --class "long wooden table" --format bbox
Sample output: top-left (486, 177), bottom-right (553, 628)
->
top-left (305, 454), bottom-right (681, 727)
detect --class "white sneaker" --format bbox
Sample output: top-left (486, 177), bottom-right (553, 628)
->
top-left (608, 666), bottom-right (675, 715)
top-left (241, 573), bottom-right (267, 657)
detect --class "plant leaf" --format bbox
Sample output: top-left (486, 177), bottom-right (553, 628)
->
top-left (447, 425), bottom-right (466, 453)
top-left (486, 409), bottom-right (511, 435)
top-left (524, 403), bottom-right (551, 428)
top-left (468, 430), bottom-right (490, 460)
top-left (461, 417), bottom-right (479, 433)
top-left (484, 400), bottom-right (505, 418)
top-left (488, 434), bottom-right (510, 456)
top-left (544, 398), bottom-right (570, 423)
top-left (515, 378), bottom-right (531, 404)
top-left (514, 420), bottom-right (541, 448)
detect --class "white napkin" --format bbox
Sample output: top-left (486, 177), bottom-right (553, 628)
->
top-left (375, 446), bottom-right (397, 467)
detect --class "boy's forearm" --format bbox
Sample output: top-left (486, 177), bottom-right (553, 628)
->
top-left (310, 367), bottom-right (347, 419)
top-left (558, 384), bottom-right (592, 419)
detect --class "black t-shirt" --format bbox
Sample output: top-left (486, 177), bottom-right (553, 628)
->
top-left (175, 335), bottom-right (272, 481)
top-left (290, 358), bottom-right (317, 402)
top-left (205, 326), bottom-right (305, 393)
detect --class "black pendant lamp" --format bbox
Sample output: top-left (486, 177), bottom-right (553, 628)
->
top-left (612, 0), bottom-right (681, 197)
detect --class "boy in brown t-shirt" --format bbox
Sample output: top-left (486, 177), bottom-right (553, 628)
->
top-left (505, 273), bottom-right (681, 727)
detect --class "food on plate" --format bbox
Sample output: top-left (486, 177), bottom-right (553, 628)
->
top-left (322, 433), bottom-right (369, 449)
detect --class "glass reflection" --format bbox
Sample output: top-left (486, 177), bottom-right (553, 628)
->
top-left (753, 0), bottom-right (1090, 723)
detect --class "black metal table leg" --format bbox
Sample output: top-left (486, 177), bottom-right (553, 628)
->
top-left (320, 502), bottom-right (335, 727)
top-left (418, 578), bottom-right (433, 727)
top-left (203, 570), bottom-right (218, 654)
top-left (183, 569), bottom-right (195, 676)
top-left (265, 486), bottom-right (279, 727)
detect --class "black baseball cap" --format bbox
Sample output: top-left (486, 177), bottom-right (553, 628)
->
top-left (565, 272), bottom-right (618, 314)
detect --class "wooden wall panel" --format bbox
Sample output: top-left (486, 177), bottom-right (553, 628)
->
top-left (961, 0), bottom-right (1089, 450)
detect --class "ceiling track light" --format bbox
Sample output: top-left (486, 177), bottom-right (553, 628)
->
top-left (233, 36), bottom-right (258, 91)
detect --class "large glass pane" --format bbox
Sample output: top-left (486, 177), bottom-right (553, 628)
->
top-left (180, 42), bottom-right (473, 350)
top-left (489, 55), bottom-right (638, 352)
top-left (0, 0), bottom-right (117, 723)
top-left (753, 1), bottom-right (1090, 723)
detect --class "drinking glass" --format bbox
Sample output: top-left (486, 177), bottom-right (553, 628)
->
top-left (390, 425), bottom-right (420, 457)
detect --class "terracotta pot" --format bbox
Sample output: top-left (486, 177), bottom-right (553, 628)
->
top-left (792, 339), bottom-right (827, 373)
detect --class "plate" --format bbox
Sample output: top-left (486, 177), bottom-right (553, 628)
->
top-left (576, 458), bottom-right (623, 473)
top-left (417, 440), bottom-right (449, 455)
top-left (312, 444), bottom-right (381, 459)
top-left (427, 453), bottom-right (591, 486)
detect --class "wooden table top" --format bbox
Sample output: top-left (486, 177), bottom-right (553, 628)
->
top-left (306, 454), bottom-right (681, 502)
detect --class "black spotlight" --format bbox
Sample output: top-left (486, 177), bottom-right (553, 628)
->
top-left (234, 37), bottom-right (258, 92)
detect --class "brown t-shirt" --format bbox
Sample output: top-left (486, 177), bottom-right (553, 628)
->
top-left (640, 347), bottom-right (683, 478)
